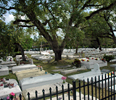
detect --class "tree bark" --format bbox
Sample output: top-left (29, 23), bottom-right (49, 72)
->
top-left (75, 46), bottom-right (78, 54)
top-left (54, 50), bottom-right (62, 61)
top-left (14, 43), bottom-right (26, 61)
top-left (96, 37), bottom-right (102, 51)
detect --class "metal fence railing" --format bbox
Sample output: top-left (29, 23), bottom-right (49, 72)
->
top-left (2, 72), bottom-right (116, 100)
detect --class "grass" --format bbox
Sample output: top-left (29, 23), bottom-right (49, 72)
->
top-left (0, 54), bottom-right (116, 99)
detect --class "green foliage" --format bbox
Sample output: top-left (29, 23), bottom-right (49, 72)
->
top-left (103, 54), bottom-right (114, 62)
top-left (20, 35), bottom-right (33, 50)
top-left (72, 59), bottom-right (81, 68)
top-left (1, 0), bottom-right (116, 61)
top-left (0, 20), bottom-right (15, 57)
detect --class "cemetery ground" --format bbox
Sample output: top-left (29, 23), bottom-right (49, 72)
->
top-left (0, 54), bottom-right (116, 100)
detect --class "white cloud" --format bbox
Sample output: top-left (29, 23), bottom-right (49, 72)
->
top-left (4, 14), bottom-right (14, 23)
top-left (90, 8), bottom-right (97, 11)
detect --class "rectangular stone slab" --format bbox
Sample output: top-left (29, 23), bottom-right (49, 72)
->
top-left (20, 73), bottom-right (63, 90)
top-left (0, 66), bottom-right (9, 76)
top-left (16, 68), bottom-right (46, 81)
top-left (0, 79), bottom-right (21, 99)
top-left (22, 82), bottom-right (72, 100)
top-left (12, 64), bottom-right (37, 73)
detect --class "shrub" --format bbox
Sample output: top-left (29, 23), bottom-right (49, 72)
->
top-left (103, 54), bottom-right (114, 62)
top-left (72, 59), bottom-right (81, 68)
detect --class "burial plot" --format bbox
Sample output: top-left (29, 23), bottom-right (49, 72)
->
top-left (60, 65), bottom-right (86, 75)
top-left (0, 58), bottom-right (16, 68)
top-left (0, 65), bottom-right (9, 76)
top-left (23, 82), bottom-right (73, 100)
top-left (19, 73), bottom-right (63, 90)
top-left (68, 63), bottom-right (101, 80)
top-left (80, 57), bottom-right (107, 69)
top-left (0, 79), bottom-right (21, 99)
top-left (15, 68), bottom-right (47, 81)
top-left (12, 64), bottom-right (37, 73)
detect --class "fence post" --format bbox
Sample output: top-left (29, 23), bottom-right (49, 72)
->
top-left (87, 78), bottom-right (89, 100)
top-left (49, 87), bottom-right (52, 100)
top-left (111, 72), bottom-right (113, 100)
top-left (79, 80), bottom-right (81, 100)
top-left (56, 86), bottom-right (58, 100)
top-left (19, 94), bottom-right (22, 100)
top-left (91, 77), bottom-right (93, 100)
top-left (42, 89), bottom-right (45, 100)
top-left (68, 83), bottom-right (70, 100)
top-left (73, 81), bottom-right (76, 100)
top-left (83, 80), bottom-right (85, 100)
top-left (114, 71), bottom-right (115, 100)
top-left (62, 84), bottom-right (64, 100)
top-left (35, 90), bottom-right (38, 99)
top-left (27, 92), bottom-right (30, 100)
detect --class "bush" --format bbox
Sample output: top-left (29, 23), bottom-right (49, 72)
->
top-left (72, 59), bottom-right (81, 68)
top-left (103, 55), bottom-right (114, 62)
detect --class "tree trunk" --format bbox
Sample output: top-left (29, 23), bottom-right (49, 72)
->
top-left (96, 37), bottom-right (102, 51)
top-left (112, 34), bottom-right (116, 44)
top-left (14, 43), bottom-right (26, 61)
top-left (54, 50), bottom-right (62, 61)
top-left (75, 44), bottom-right (78, 54)
top-left (53, 46), bottom-right (63, 61)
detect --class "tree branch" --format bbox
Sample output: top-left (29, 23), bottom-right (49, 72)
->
top-left (42, 20), bottom-right (50, 26)
top-left (85, 4), bottom-right (102, 7)
top-left (85, 1), bottom-right (116, 20)
top-left (13, 19), bottom-right (32, 24)
top-left (18, 25), bottom-right (35, 27)
top-left (81, 0), bottom-right (91, 10)
top-left (0, 6), bottom-right (16, 10)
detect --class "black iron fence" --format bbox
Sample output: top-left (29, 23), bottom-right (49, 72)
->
top-left (2, 72), bottom-right (116, 100)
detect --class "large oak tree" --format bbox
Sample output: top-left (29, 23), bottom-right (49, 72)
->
top-left (0, 0), bottom-right (116, 61)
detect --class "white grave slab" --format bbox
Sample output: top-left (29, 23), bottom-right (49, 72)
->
top-left (6, 56), bottom-right (13, 61)
top-left (38, 56), bottom-right (53, 61)
top-left (0, 79), bottom-right (21, 99)
top-left (47, 92), bottom-right (99, 100)
top-left (81, 59), bottom-right (107, 69)
top-left (0, 58), bottom-right (16, 67)
top-left (12, 64), bottom-right (37, 73)
top-left (15, 68), bottom-right (46, 81)
top-left (16, 55), bottom-right (28, 61)
top-left (60, 66), bottom-right (86, 75)
top-left (0, 66), bottom-right (9, 76)
top-left (20, 73), bottom-right (63, 90)
top-left (23, 82), bottom-right (72, 100)
top-left (68, 63), bottom-right (101, 80)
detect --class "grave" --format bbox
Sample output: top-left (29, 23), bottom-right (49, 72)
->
top-left (23, 82), bottom-right (73, 100)
top-left (68, 63), bottom-right (116, 88)
top-left (80, 58), bottom-right (107, 69)
top-left (68, 63), bottom-right (101, 80)
top-left (101, 69), bottom-right (110, 74)
top-left (15, 68), bottom-right (47, 81)
top-left (0, 79), bottom-right (21, 99)
top-left (55, 65), bottom-right (72, 69)
top-left (0, 59), bottom-right (16, 67)
top-left (0, 65), bottom-right (9, 76)
top-left (19, 73), bottom-right (63, 90)
top-left (60, 65), bottom-right (86, 75)
top-left (12, 64), bottom-right (37, 73)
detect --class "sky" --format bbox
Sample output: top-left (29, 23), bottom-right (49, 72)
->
top-left (3, 13), bottom-right (38, 39)
top-left (3, 13), bottom-right (14, 23)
